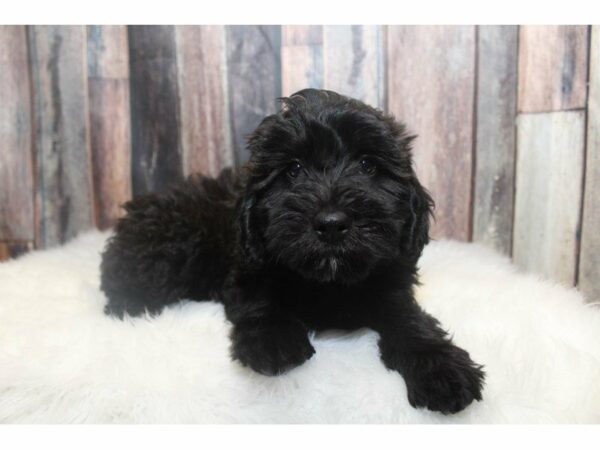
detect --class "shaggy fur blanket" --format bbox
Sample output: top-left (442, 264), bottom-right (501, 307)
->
top-left (1, 231), bottom-right (599, 423)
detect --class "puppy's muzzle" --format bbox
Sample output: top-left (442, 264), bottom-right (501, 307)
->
top-left (314, 210), bottom-right (350, 243)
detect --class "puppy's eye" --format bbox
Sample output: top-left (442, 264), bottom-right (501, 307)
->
top-left (359, 158), bottom-right (376, 175)
top-left (287, 161), bottom-right (303, 179)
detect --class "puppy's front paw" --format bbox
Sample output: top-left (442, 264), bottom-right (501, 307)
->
top-left (230, 320), bottom-right (315, 376)
top-left (403, 345), bottom-right (485, 414)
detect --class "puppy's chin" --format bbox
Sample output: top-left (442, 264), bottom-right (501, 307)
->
top-left (287, 253), bottom-right (374, 285)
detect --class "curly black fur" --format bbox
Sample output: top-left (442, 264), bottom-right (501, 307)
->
top-left (101, 89), bottom-right (484, 414)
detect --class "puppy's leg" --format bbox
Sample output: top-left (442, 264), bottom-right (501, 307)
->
top-left (225, 288), bottom-right (315, 376)
top-left (372, 291), bottom-right (485, 414)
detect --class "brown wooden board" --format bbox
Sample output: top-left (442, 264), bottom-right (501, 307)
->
top-left (387, 26), bottom-right (476, 241)
top-left (175, 26), bottom-right (232, 177)
top-left (226, 26), bottom-right (281, 165)
top-left (323, 25), bottom-right (384, 108)
top-left (0, 241), bottom-right (34, 262)
top-left (518, 26), bottom-right (589, 113)
top-left (513, 111), bottom-right (585, 286)
top-left (128, 25), bottom-right (183, 195)
top-left (87, 25), bottom-right (132, 230)
top-left (472, 26), bottom-right (518, 255)
top-left (28, 25), bottom-right (94, 248)
top-left (0, 26), bottom-right (35, 243)
top-left (579, 26), bottom-right (600, 302)
top-left (282, 25), bottom-right (323, 96)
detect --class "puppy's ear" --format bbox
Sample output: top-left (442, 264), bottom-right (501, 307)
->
top-left (402, 177), bottom-right (434, 263)
top-left (238, 189), bottom-right (265, 267)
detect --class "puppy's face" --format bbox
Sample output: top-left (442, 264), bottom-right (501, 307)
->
top-left (241, 90), bottom-right (432, 284)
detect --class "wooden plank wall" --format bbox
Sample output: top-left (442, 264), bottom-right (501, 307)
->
top-left (0, 25), bottom-right (598, 305)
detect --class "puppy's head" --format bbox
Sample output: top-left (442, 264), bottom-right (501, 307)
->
top-left (239, 89), bottom-right (433, 284)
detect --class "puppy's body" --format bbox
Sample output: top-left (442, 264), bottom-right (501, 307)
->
top-left (101, 89), bottom-right (484, 414)
top-left (101, 169), bottom-right (240, 317)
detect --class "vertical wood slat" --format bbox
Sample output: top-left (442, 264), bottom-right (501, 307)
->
top-left (175, 26), bottom-right (232, 177)
top-left (387, 26), bottom-right (476, 241)
top-left (323, 25), bottom-right (384, 109)
top-left (472, 26), bottom-right (518, 255)
top-left (579, 26), bottom-right (600, 302)
top-left (513, 111), bottom-right (586, 285)
top-left (128, 25), bottom-right (183, 196)
top-left (28, 25), bottom-right (94, 248)
top-left (518, 26), bottom-right (589, 113)
top-left (226, 26), bottom-right (281, 165)
top-left (0, 26), bottom-right (34, 243)
top-left (87, 25), bottom-right (132, 230)
top-left (281, 25), bottom-right (323, 96)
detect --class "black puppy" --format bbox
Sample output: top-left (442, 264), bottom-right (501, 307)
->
top-left (101, 89), bottom-right (484, 414)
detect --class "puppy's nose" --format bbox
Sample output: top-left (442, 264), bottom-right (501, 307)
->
top-left (314, 211), bottom-right (350, 243)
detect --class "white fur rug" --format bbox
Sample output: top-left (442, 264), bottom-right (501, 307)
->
top-left (1, 231), bottom-right (599, 424)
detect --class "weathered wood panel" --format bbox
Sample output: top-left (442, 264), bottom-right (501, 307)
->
top-left (87, 25), bottom-right (131, 230)
top-left (128, 25), bottom-right (183, 195)
top-left (518, 26), bottom-right (589, 113)
top-left (387, 26), bottom-right (476, 241)
top-left (0, 26), bottom-right (34, 242)
top-left (176, 26), bottom-right (232, 177)
top-left (513, 111), bottom-right (585, 285)
top-left (226, 26), bottom-right (281, 164)
top-left (579, 26), bottom-right (600, 302)
top-left (472, 26), bottom-right (518, 255)
top-left (323, 25), bottom-right (384, 108)
top-left (0, 241), bottom-right (34, 262)
top-left (28, 25), bottom-right (94, 248)
top-left (281, 25), bottom-right (323, 96)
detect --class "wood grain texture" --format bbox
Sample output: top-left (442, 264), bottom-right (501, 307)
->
top-left (87, 25), bottom-right (131, 230)
top-left (0, 241), bottom-right (34, 262)
top-left (176, 26), bottom-right (232, 177)
top-left (282, 25), bottom-right (323, 96)
top-left (28, 25), bottom-right (94, 248)
top-left (87, 25), bottom-right (128, 79)
top-left (513, 111), bottom-right (585, 285)
top-left (128, 25), bottom-right (183, 195)
top-left (387, 26), bottom-right (476, 241)
top-left (323, 25), bottom-right (384, 108)
top-left (518, 26), bottom-right (589, 113)
top-left (472, 26), bottom-right (518, 255)
top-left (226, 25), bottom-right (281, 165)
top-left (579, 26), bottom-right (600, 302)
top-left (0, 26), bottom-right (34, 242)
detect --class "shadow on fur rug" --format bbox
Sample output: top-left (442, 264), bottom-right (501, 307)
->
top-left (0, 231), bottom-right (599, 423)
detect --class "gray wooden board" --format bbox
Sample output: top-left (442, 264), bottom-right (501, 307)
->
top-left (282, 25), bottom-right (323, 96)
top-left (513, 111), bottom-right (585, 286)
top-left (226, 25), bottom-right (281, 165)
top-left (323, 25), bottom-right (384, 108)
top-left (128, 25), bottom-right (183, 195)
top-left (28, 25), bottom-right (94, 247)
top-left (472, 25), bottom-right (518, 255)
top-left (579, 26), bottom-right (600, 302)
